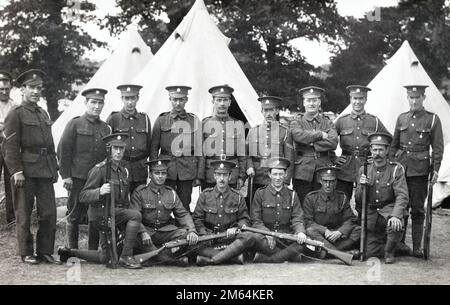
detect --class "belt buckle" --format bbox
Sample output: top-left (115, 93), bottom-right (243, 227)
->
top-left (219, 154), bottom-right (226, 161)
top-left (40, 148), bottom-right (48, 155)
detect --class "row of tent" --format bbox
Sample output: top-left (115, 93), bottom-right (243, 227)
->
top-left (51, 0), bottom-right (450, 206)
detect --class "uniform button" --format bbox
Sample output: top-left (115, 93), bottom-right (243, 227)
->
top-left (357, 127), bottom-right (360, 130)
top-left (158, 211), bottom-right (160, 213)
top-left (266, 136), bottom-right (269, 138)
top-left (217, 224), bottom-right (221, 226)
top-left (376, 199), bottom-right (379, 202)
top-left (220, 205), bottom-right (223, 208)
top-left (131, 137), bottom-right (134, 139)
top-left (376, 190), bottom-right (379, 193)
top-left (377, 208), bottom-right (380, 211)
top-left (130, 117), bottom-right (133, 120)
top-left (221, 121), bottom-right (224, 125)
top-left (407, 151), bottom-right (410, 154)
top-left (377, 171), bottom-right (380, 174)
top-left (131, 127), bottom-right (134, 129)
top-left (265, 145), bottom-right (269, 148)
top-left (358, 118), bottom-right (361, 121)
top-left (356, 137), bottom-right (359, 139)
top-left (221, 139), bottom-right (224, 142)
top-left (277, 212), bottom-right (280, 215)
top-left (411, 123), bottom-right (415, 127)
top-left (277, 194), bottom-right (280, 197)
top-left (277, 204), bottom-right (280, 206)
top-left (219, 215), bottom-right (222, 218)
top-left (356, 147), bottom-right (359, 149)
top-left (158, 201), bottom-right (161, 203)
top-left (132, 147), bottom-right (135, 150)
top-left (408, 142), bottom-right (411, 145)
top-left (376, 180), bottom-right (379, 183)
top-left (102, 205), bottom-right (104, 208)
top-left (355, 156), bottom-right (358, 159)
top-left (387, 183), bottom-right (390, 186)
top-left (413, 115), bottom-right (416, 118)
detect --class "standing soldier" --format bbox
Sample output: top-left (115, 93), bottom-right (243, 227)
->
top-left (58, 133), bottom-right (144, 269)
top-left (58, 88), bottom-right (110, 250)
top-left (150, 86), bottom-right (201, 212)
top-left (290, 86), bottom-right (338, 203)
top-left (390, 84), bottom-right (443, 258)
top-left (3, 69), bottom-right (59, 264)
top-left (334, 85), bottom-right (389, 199)
top-left (199, 85), bottom-right (246, 190)
top-left (193, 160), bottom-right (255, 266)
top-left (246, 96), bottom-right (294, 205)
top-left (303, 166), bottom-right (361, 257)
top-left (250, 157), bottom-right (307, 263)
top-left (0, 71), bottom-right (16, 226)
top-left (107, 84), bottom-right (151, 195)
top-left (356, 132), bottom-right (408, 264)
top-left (131, 158), bottom-right (199, 266)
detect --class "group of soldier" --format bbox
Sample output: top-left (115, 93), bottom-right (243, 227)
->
top-left (0, 67), bottom-right (443, 269)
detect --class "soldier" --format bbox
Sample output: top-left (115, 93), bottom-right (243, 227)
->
top-left (198, 85), bottom-right (246, 190)
top-left (246, 96), bottom-right (294, 205)
top-left (58, 88), bottom-right (110, 250)
top-left (193, 160), bottom-right (255, 266)
top-left (107, 84), bottom-right (151, 194)
top-left (290, 86), bottom-right (338, 203)
top-left (334, 85), bottom-right (389, 199)
top-left (250, 157), bottom-right (307, 263)
top-left (131, 158), bottom-right (199, 266)
top-left (303, 166), bottom-right (361, 257)
top-left (3, 69), bottom-right (59, 264)
top-left (0, 71), bottom-right (16, 226)
top-left (391, 85), bottom-right (443, 258)
top-left (58, 133), bottom-right (144, 269)
top-left (150, 86), bottom-right (201, 212)
top-left (356, 132), bottom-right (408, 264)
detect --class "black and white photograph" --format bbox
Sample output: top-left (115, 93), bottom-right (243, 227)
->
top-left (0, 0), bottom-right (449, 288)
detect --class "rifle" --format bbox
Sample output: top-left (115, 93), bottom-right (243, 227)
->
top-left (249, 175), bottom-right (254, 208)
top-left (424, 160), bottom-right (434, 260)
top-left (360, 161), bottom-right (368, 261)
top-left (135, 232), bottom-right (228, 264)
top-left (104, 147), bottom-right (119, 268)
top-left (242, 226), bottom-right (354, 266)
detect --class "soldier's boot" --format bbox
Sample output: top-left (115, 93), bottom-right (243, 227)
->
top-left (195, 247), bottom-right (221, 266)
top-left (253, 252), bottom-right (273, 263)
top-left (271, 244), bottom-right (304, 263)
top-left (118, 220), bottom-right (142, 269)
top-left (411, 219), bottom-right (425, 258)
top-left (155, 249), bottom-right (189, 267)
top-left (66, 223), bottom-right (79, 249)
top-left (384, 239), bottom-right (397, 264)
top-left (395, 242), bottom-right (413, 256)
top-left (210, 239), bottom-right (246, 265)
top-left (58, 247), bottom-right (105, 264)
top-left (88, 221), bottom-right (100, 250)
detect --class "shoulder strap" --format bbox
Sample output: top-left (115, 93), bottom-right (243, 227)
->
top-left (375, 116), bottom-right (379, 131)
top-left (291, 191), bottom-right (295, 207)
top-left (431, 114), bottom-right (436, 129)
top-left (172, 189), bottom-right (176, 205)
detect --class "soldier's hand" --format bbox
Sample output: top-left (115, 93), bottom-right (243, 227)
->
top-left (192, 179), bottom-right (202, 187)
top-left (432, 170), bottom-right (439, 184)
top-left (13, 172), bottom-right (25, 187)
top-left (236, 178), bottom-right (244, 190)
top-left (327, 231), bottom-right (342, 243)
top-left (63, 177), bottom-right (73, 191)
top-left (335, 155), bottom-right (347, 166)
top-left (321, 132), bottom-right (329, 140)
top-left (266, 236), bottom-right (276, 249)
top-left (246, 167), bottom-right (255, 177)
top-left (141, 232), bottom-right (152, 245)
top-left (226, 227), bottom-right (238, 238)
top-left (359, 174), bottom-right (369, 185)
top-left (387, 217), bottom-right (403, 232)
top-left (187, 232), bottom-right (199, 245)
top-left (324, 229), bottom-right (333, 239)
top-left (366, 155), bottom-right (374, 164)
top-left (296, 232), bottom-right (307, 244)
top-left (99, 183), bottom-right (111, 195)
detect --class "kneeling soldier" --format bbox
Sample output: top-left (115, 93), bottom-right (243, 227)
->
top-left (131, 158), bottom-right (199, 266)
top-left (355, 132), bottom-right (408, 264)
top-left (303, 166), bottom-right (361, 257)
top-left (193, 160), bottom-right (255, 266)
top-left (250, 157), bottom-right (307, 263)
top-left (58, 133), bottom-right (143, 269)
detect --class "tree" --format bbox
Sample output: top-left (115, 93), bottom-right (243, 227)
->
top-left (104, 0), bottom-right (346, 109)
top-left (0, 0), bottom-right (105, 120)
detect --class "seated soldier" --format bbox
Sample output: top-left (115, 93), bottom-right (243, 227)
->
top-left (303, 166), bottom-right (361, 258)
top-left (193, 160), bottom-right (255, 266)
top-left (131, 158), bottom-right (199, 266)
top-left (250, 157), bottom-right (307, 263)
top-left (58, 133), bottom-right (143, 269)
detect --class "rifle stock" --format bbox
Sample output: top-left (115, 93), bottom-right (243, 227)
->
top-left (104, 147), bottom-right (119, 268)
top-left (242, 226), bottom-right (353, 266)
top-left (424, 160), bottom-right (434, 260)
top-left (360, 161), bottom-right (368, 261)
top-left (135, 231), bottom-right (228, 264)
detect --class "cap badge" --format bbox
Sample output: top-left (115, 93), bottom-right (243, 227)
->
top-left (177, 88), bottom-right (181, 92)
top-left (309, 88), bottom-right (314, 93)
top-left (220, 88), bottom-right (224, 92)
top-left (265, 100), bottom-right (270, 104)
top-left (96, 90), bottom-right (100, 94)
top-left (219, 163), bottom-right (224, 168)
top-left (356, 88), bottom-right (360, 93)
top-left (412, 87), bottom-right (417, 91)
top-left (117, 136), bottom-right (121, 140)
top-left (327, 170), bottom-right (331, 174)
top-left (158, 161), bottom-right (162, 165)
top-left (33, 74), bottom-right (36, 79)
top-left (377, 136), bottom-right (382, 141)
top-left (127, 87), bottom-right (131, 92)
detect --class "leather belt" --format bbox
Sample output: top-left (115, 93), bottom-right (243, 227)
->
top-left (400, 146), bottom-right (428, 152)
top-left (123, 155), bottom-right (147, 162)
top-left (342, 150), bottom-right (369, 157)
top-left (296, 151), bottom-right (329, 158)
top-left (369, 201), bottom-right (391, 210)
top-left (22, 147), bottom-right (55, 156)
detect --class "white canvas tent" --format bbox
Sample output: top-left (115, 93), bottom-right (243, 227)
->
top-left (52, 25), bottom-right (153, 146)
top-left (337, 40), bottom-right (450, 206)
top-left (132, 0), bottom-right (264, 127)
top-left (52, 25), bottom-right (153, 198)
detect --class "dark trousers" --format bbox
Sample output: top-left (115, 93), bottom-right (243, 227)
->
top-left (14, 177), bottom-right (56, 256)
top-left (366, 211), bottom-right (403, 257)
top-left (293, 179), bottom-right (321, 205)
top-left (66, 178), bottom-right (87, 222)
top-left (336, 180), bottom-right (354, 200)
top-left (166, 179), bottom-right (193, 212)
top-left (129, 180), bottom-right (147, 197)
top-left (0, 151), bottom-right (13, 224)
top-left (196, 231), bottom-right (255, 258)
top-left (150, 228), bottom-right (188, 246)
top-left (306, 226), bottom-right (361, 250)
top-left (406, 176), bottom-right (427, 222)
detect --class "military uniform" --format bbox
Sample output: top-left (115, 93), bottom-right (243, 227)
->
top-left (290, 112), bottom-right (338, 202)
top-left (150, 109), bottom-right (201, 211)
top-left (335, 111), bottom-right (389, 198)
top-left (391, 93), bottom-right (443, 253)
top-left (193, 160), bottom-right (255, 265)
top-left (58, 111), bottom-right (110, 249)
top-left (0, 71), bottom-right (16, 224)
top-left (250, 183), bottom-right (306, 262)
top-left (2, 70), bottom-right (58, 261)
top-left (107, 109), bottom-right (151, 192)
top-left (355, 134), bottom-right (408, 260)
top-left (246, 96), bottom-right (294, 202)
